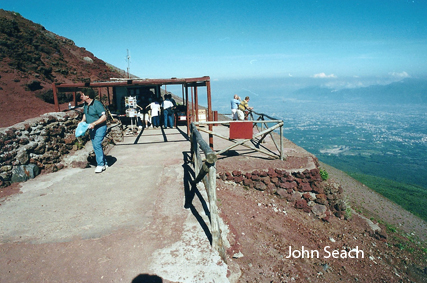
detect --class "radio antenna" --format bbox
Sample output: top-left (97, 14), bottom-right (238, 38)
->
top-left (126, 49), bottom-right (131, 78)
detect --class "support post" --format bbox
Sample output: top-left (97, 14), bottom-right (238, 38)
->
top-left (194, 87), bottom-right (199, 122)
top-left (72, 92), bottom-right (76, 107)
top-left (185, 85), bottom-right (190, 136)
top-left (206, 80), bottom-right (214, 149)
top-left (52, 83), bottom-right (59, 112)
top-left (280, 124), bottom-right (284, 160)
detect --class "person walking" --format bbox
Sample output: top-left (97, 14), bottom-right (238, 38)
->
top-left (230, 94), bottom-right (241, 120)
top-left (79, 91), bottom-right (108, 173)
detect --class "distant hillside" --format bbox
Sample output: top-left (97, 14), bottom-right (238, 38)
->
top-left (0, 9), bottom-right (128, 127)
top-left (293, 78), bottom-right (427, 104)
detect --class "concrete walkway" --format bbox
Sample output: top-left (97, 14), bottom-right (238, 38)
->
top-left (0, 126), bottom-right (230, 283)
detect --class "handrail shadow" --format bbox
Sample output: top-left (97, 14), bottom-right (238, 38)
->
top-left (176, 126), bottom-right (190, 140)
top-left (182, 156), bottom-right (212, 244)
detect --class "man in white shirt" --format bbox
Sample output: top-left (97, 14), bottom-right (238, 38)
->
top-left (162, 94), bottom-right (175, 128)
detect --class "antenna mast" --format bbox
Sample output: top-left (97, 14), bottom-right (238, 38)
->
top-left (126, 49), bottom-right (131, 78)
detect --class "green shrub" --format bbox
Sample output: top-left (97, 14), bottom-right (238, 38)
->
top-left (319, 168), bottom-right (329, 181)
top-left (344, 207), bottom-right (352, 220)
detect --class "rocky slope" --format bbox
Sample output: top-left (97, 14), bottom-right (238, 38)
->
top-left (0, 9), bottom-right (126, 128)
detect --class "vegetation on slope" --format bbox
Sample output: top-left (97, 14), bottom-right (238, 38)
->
top-left (349, 172), bottom-right (427, 222)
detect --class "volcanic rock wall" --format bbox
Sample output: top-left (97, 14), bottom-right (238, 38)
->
top-left (218, 168), bottom-right (347, 221)
top-left (0, 111), bottom-right (123, 187)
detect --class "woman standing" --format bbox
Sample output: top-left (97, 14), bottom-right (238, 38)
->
top-left (79, 91), bottom-right (107, 173)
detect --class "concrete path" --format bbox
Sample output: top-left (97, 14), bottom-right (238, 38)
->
top-left (0, 126), bottom-right (229, 283)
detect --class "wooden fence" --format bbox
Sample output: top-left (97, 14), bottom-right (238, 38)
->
top-left (189, 122), bottom-right (226, 262)
top-left (194, 110), bottom-right (285, 160)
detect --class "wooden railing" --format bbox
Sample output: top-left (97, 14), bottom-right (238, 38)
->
top-left (194, 110), bottom-right (285, 160)
top-left (189, 122), bottom-right (226, 262)
top-left (247, 110), bottom-right (285, 160)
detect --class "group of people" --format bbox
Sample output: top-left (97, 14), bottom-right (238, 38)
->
top-left (230, 94), bottom-right (253, 120)
top-left (138, 93), bottom-right (176, 129)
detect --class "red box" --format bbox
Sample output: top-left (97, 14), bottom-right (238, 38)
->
top-left (229, 122), bottom-right (253, 139)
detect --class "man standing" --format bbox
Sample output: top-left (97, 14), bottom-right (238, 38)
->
top-left (237, 96), bottom-right (253, 120)
top-left (79, 91), bottom-right (108, 173)
top-left (162, 94), bottom-right (175, 128)
top-left (230, 94), bottom-right (241, 120)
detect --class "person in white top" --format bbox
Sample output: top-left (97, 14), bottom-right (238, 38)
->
top-left (162, 94), bottom-right (175, 128)
top-left (146, 100), bottom-right (161, 128)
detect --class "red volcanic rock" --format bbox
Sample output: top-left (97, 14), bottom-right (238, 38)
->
top-left (64, 134), bottom-right (76, 145)
top-left (275, 188), bottom-right (288, 199)
top-left (259, 171), bottom-right (268, 177)
top-left (243, 178), bottom-right (253, 187)
top-left (271, 177), bottom-right (279, 185)
top-left (302, 193), bottom-right (311, 200)
top-left (293, 171), bottom-right (304, 179)
top-left (267, 183), bottom-right (277, 194)
top-left (232, 170), bottom-right (242, 176)
top-left (278, 182), bottom-right (287, 189)
top-left (299, 182), bottom-right (312, 192)
top-left (312, 204), bottom-right (327, 218)
top-left (321, 210), bottom-right (332, 222)
top-left (285, 181), bottom-right (297, 190)
top-left (310, 168), bottom-right (322, 182)
top-left (260, 176), bottom-right (271, 185)
top-left (255, 182), bottom-right (267, 191)
top-left (267, 168), bottom-right (278, 178)
top-left (251, 174), bottom-right (260, 181)
top-left (315, 194), bottom-right (328, 205)
top-left (295, 199), bottom-right (308, 210)
top-left (226, 172), bottom-right (234, 181)
top-left (311, 182), bottom-right (324, 194)
top-left (233, 175), bottom-right (244, 183)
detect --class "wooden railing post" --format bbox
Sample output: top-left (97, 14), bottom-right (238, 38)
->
top-left (190, 123), bottom-right (226, 262)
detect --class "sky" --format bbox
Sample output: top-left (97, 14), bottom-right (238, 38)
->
top-left (2, 0), bottom-right (427, 87)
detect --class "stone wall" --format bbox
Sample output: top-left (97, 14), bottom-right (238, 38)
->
top-left (218, 168), bottom-right (347, 221)
top-left (0, 110), bottom-right (124, 187)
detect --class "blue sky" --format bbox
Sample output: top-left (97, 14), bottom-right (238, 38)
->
top-left (2, 0), bottom-right (427, 86)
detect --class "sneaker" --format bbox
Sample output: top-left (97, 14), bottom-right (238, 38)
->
top-left (95, 166), bottom-right (105, 173)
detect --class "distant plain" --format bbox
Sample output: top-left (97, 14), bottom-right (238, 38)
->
top-left (209, 78), bottom-right (427, 220)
